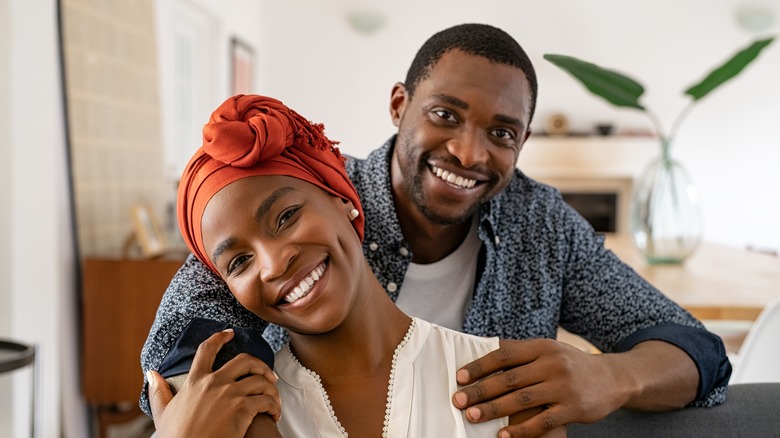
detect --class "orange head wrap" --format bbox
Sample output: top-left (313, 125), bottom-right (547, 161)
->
top-left (177, 94), bottom-right (364, 275)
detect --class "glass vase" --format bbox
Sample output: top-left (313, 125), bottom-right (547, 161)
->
top-left (629, 152), bottom-right (702, 264)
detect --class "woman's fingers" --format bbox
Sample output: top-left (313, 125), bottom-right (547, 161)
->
top-left (233, 374), bottom-right (282, 413)
top-left (216, 350), bottom-right (278, 384)
top-left (147, 369), bottom-right (174, 420)
top-left (244, 393), bottom-right (283, 422)
top-left (190, 329), bottom-right (236, 378)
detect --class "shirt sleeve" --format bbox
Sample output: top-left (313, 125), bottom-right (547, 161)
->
top-left (616, 323), bottom-right (732, 406)
top-left (138, 254), bottom-right (267, 417)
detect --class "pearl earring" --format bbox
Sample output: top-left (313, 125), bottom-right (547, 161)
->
top-left (350, 209), bottom-right (360, 220)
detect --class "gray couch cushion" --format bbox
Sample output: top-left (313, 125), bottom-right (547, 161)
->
top-left (568, 383), bottom-right (780, 437)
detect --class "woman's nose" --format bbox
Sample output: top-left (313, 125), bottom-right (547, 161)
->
top-left (257, 242), bottom-right (298, 283)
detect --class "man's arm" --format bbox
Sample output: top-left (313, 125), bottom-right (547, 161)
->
top-left (556, 198), bottom-right (730, 406)
top-left (139, 254), bottom-right (266, 416)
top-left (453, 338), bottom-right (698, 437)
top-left (452, 197), bottom-right (730, 437)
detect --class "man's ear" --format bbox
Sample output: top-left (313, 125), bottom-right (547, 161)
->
top-left (389, 82), bottom-right (408, 128)
top-left (518, 128), bottom-right (532, 154)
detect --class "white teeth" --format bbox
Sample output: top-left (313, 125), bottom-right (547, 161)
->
top-left (282, 262), bottom-right (326, 304)
top-left (431, 166), bottom-right (476, 189)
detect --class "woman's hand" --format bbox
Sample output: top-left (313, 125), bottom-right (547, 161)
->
top-left (148, 329), bottom-right (282, 438)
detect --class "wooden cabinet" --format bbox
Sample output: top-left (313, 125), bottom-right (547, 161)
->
top-left (81, 257), bottom-right (184, 407)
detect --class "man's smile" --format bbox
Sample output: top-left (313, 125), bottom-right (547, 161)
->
top-left (431, 165), bottom-right (477, 188)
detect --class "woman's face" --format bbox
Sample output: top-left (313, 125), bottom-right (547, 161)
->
top-left (201, 175), bottom-right (365, 335)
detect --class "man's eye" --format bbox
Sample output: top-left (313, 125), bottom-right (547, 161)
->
top-left (492, 128), bottom-right (515, 141)
top-left (227, 254), bottom-right (251, 275)
top-left (433, 109), bottom-right (457, 123)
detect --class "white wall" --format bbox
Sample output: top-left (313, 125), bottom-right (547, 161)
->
top-left (1, 0), bottom-right (13, 435)
top-left (5, 1), bottom-right (84, 436)
top-left (255, 0), bottom-right (780, 251)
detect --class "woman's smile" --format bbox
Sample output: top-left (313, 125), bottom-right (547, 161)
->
top-left (278, 260), bottom-right (328, 305)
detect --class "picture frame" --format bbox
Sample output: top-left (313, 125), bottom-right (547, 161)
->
top-left (231, 37), bottom-right (254, 95)
top-left (129, 203), bottom-right (169, 258)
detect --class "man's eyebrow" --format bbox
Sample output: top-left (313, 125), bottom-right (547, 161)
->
top-left (432, 94), bottom-right (525, 130)
top-left (493, 114), bottom-right (525, 131)
top-left (211, 186), bottom-right (295, 264)
top-left (431, 93), bottom-right (469, 110)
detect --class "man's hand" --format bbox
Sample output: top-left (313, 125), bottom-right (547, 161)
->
top-left (452, 338), bottom-right (698, 438)
top-left (148, 329), bottom-right (282, 438)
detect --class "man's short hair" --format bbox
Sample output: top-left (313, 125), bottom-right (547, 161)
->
top-left (404, 23), bottom-right (538, 125)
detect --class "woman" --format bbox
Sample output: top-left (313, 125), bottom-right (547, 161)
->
top-left (146, 94), bottom-right (563, 437)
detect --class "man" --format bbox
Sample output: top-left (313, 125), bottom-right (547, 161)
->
top-left (142, 23), bottom-right (730, 437)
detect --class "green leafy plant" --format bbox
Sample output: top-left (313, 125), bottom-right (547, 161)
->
top-left (544, 36), bottom-right (775, 157)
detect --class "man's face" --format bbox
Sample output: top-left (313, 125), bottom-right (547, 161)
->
top-left (390, 49), bottom-right (533, 225)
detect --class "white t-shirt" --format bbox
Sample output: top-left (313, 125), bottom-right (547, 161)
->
top-left (395, 219), bottom-right (481, 331)
top-left (275, 317), bottom-right (506, 437)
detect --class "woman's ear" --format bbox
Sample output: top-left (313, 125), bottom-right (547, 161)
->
top-left (338, 197), bottom-right (359, 221)
top-left (341, 199), bottom-right (359, 221)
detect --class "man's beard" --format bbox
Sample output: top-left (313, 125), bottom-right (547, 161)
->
top-left (397, 138), bottom-right (493, 226)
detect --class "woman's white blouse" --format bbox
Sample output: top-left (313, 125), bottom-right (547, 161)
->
top-left (275, 317), bottom-right (507, 437)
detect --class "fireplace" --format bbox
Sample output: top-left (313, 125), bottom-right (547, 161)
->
top-left (534, 175), bottom-right (632, 235)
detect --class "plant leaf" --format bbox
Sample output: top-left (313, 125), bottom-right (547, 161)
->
top-left (684, 36), bottom-right (775, 101)
top-left (544, 54), bottom-right (646, 110)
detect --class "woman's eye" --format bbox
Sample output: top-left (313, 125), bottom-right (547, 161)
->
top-left (227, 254), bottom-right (251, 275)
top-left (278, 206), bottom-right (300, 230)
top-left (433, 109), bottom-right (457, 123)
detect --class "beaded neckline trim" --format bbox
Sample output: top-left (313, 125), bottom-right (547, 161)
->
top-left (287, 318), bottom-right (417, 438)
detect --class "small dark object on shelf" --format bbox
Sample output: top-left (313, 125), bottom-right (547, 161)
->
top-left (595, 123), bottom-right (614, 136)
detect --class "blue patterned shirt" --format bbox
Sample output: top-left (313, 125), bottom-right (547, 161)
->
top-left (140, 136), bottom-right (730, 416)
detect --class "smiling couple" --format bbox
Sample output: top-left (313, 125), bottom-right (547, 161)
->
top-left (140, 23), bottom-right (731, 438)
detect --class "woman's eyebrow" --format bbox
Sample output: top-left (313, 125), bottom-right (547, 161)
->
top-left (255, 186), bottom-right (295, 222)
top-left (212, 237), bottom-right (237, 264)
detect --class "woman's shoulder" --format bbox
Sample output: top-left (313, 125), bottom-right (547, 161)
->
top-left (411, 318), bottom-right (500, 367)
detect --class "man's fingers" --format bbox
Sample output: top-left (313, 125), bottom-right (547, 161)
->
top-left (190, 329), bottom-right (235, 378)
top-left (147, 370), bottom-right (173, 420)
top-left (460, 383), bottom-right (551, 423)
top-left (457, 339), bottom-right (539, 385)
top-left (502, 405), bottom-right (567, 438)
top-left (454, 361), bottom-right (547, 409)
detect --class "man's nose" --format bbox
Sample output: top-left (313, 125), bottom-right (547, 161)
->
top-left (445, 130), bottom-right (489, 168)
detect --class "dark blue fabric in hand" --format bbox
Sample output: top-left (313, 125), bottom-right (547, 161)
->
top-left (157, 317), bottom-right (274, 379)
